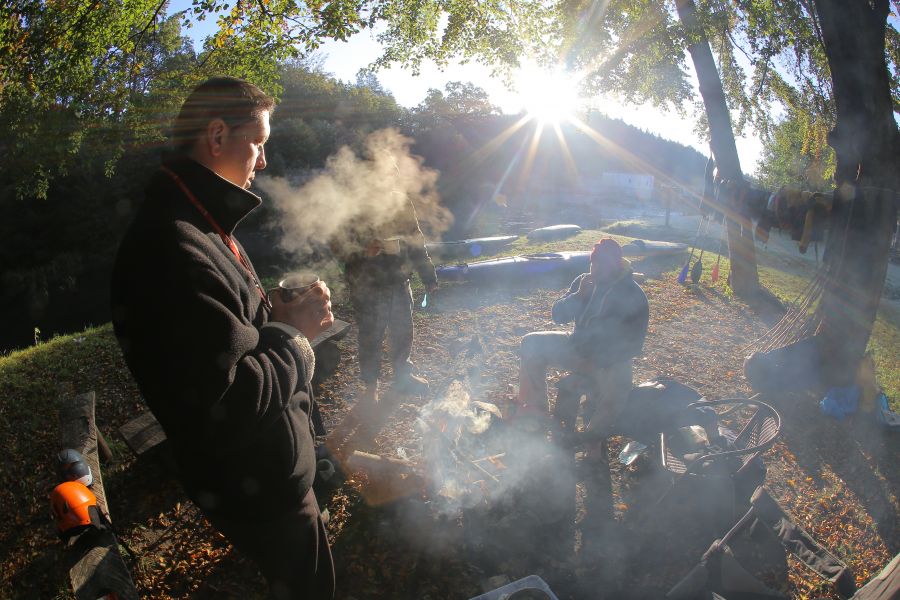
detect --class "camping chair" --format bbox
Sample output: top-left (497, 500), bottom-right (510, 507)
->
top-left (666, 486), bottom-right (857, 600)
top-left (657, 396), bottom-right (782, 526)
top-left (666, 489), bottom-right (787, 599)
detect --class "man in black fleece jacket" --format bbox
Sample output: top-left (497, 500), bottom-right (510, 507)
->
top-left (111, 77), bottom-right (335, 599)
top-left (514, 238), bottom-right (649, 434)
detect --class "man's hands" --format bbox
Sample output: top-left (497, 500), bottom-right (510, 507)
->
top-left (269, 281), bottom-right (334, 341)
top-left (576, 274), bottom-right (594, 299)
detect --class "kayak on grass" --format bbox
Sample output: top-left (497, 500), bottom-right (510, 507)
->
top-left (436, 251), bottom-right (591, 283)
top-left (435, 240), bottom-right (688, 283)
top-left (526, 224), bottom-right (582, 241)
top-left (426, 235), bottom-right (519, 259)
top-left (621, 239), bottom-right (688, 256)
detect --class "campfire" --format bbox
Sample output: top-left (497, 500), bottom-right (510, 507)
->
top-left (347, 380), bottom-right (578, 580)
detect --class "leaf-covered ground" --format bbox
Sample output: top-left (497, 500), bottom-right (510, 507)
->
top-left (1, 227), bottom-right (898, 599)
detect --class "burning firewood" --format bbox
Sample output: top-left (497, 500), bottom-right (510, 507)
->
top-left (345, 451), bottom-right (428, 505)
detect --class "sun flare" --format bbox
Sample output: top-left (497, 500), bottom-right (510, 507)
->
top-left (515, 64), bottom-right (582, 125)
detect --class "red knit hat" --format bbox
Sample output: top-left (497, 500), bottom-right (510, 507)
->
top-left (590, 238), bottom-right (623, 266)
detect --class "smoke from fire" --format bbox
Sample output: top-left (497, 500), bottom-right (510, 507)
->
top-left (257, 128), bottom-right (453, 270)
top-left (418, 380), bottom-right (573, 520)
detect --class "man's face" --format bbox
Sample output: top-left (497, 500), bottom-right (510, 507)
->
top-left (590, 256), bottom-right (618, 282)
top-left (217, 111), bottom-right (270, 189)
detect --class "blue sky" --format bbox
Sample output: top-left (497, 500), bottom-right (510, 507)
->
top-left (167, 1), bottom-right (764, 171)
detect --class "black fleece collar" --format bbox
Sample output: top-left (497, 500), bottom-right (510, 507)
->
top-left (160, 158), bottom-right (262, 234)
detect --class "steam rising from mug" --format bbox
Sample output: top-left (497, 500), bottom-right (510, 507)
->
top-left (257, 128), bottom-right (453, 258)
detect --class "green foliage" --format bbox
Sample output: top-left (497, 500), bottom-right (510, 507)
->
top-left (3, 0), bottom-right (899, 199)
top-left (2, 0), bottom-right (896, 352)
top-left (755, 108), bottom-right (834, 191)
top-left (418, 81), bottom-right (500, 116)
top-left (409, 80), bottom-right (501, 132)
top-left (0, 1), bottom-right (320, 199)
top-left (549, 0), bottom-right (898, 188)
top-left (1, 2), bottom-right (177, 198)
top-left (560, 0), bottom-right (695, 110)
top-left (262, 61), bottom-right (403, 174)
top-left (0, 4), bottom-right (329, 351)
top-left (371, 0), bottom-right (553, 75)
top-left (0, 45), bottom-right (407, 350)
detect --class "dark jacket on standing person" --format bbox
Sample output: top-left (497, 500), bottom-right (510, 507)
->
top-left (111, 158), bottom-right (317, 518)
top-left (341, 197), bottom-right (437, 290)
top-left (552, 264), bottom-right (649, 368)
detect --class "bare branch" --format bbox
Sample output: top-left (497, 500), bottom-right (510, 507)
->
top-left (797, 0), bottom-right (825, 48)
top-left (197, 46), bottom-right (220, 69)
top-left (754, 57), bottom-right (770, 98)
top-left (726, 29), bottom-right (753, 63)
top-left (256, 0), bottom-right (274, 19)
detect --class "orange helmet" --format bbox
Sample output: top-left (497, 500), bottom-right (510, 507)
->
top-left (49, 481), bottom-right (101, 539)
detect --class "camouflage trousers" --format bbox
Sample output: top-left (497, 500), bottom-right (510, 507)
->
top-left (350, 278), bottom-right (415, 385)
top-left (517, 331), bottom-right (633, 432)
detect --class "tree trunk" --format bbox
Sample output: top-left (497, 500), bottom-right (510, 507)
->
top-left (675, 0), bottom-right (760, 298)
top-left (810, 0), bottom-right (900, 385)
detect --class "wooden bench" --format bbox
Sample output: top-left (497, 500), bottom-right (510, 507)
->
top-left (120, 318), bottom-right (351, 458)
top-left (59, 391), bottom-right (139, 600)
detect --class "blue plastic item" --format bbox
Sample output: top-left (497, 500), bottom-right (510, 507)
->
top-left (876, 392), bottom-right (900, 429)
top-left (819, 385), bottom-right (860, 419)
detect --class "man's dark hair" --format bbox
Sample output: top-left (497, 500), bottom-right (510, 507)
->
top-left (169, 77), bottom-right (275, 157)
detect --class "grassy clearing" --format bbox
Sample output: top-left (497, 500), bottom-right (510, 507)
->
top-left (0, 324), bottom-right (143, 598)
top-left (654, 244), bottom-right (900, 408)
top-left (0, 324), bottom-right (118, 411)
top-left (433, 225), bottom-right (900, 406)
top-left (869, 306), bottom-right (900, 406)
top-left (761, 264), bottom-right (899, 407)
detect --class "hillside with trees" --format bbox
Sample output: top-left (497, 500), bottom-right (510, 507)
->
top-left (0, 55), bottom-right (707, 352)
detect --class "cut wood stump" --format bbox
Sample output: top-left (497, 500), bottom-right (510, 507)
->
top-left (118, 409), bottom-right (170, 461)
top-left (59, 391), bottom-right (138, 600)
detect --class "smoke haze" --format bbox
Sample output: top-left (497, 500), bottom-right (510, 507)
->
top-left (418, 380), bottom-right (572, 520)
top-left (257, 128), bottom-right (453, 261)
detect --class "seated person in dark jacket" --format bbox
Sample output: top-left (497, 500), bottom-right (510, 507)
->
top-left (111, 77), bottom-right (335, 600)
top-left (514, 238), bottom-right (649, 436)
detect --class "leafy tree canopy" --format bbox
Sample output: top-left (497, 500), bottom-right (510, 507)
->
top-left (556, 1), bottom-right (898, 188)
top-left (3, 1), bottom-right (898, 196)
top-left (412, 80), bottom-right (501, 129)
top-left (755, 107), bottom-right (834, 192)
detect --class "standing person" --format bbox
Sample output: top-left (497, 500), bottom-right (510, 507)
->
top-left (340, 197), bottom-right (438, 404)
top-left (514, 238), bottom-right (649, 432)
top-left (111, 77), bottom-right (335, 600)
